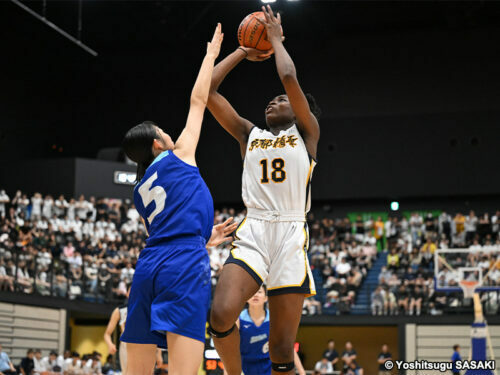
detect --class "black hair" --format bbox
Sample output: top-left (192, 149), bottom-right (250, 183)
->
top-left (306, 93), bottom-right (322, 121)
top-left (453, 344), bottom-right (460, 351)
top-left (246, 284), bottom-right (268, 313)
top-left (122, 121), bottom-right (161, 182)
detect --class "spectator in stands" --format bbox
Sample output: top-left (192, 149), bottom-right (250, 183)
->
top-left (63, 352), bottom-right (82, 375)
top-left (451, 344), bottom-right (461, 375)
top-left (396, 285), bottom-right (409, 315)
top-left (374, 217), bottom-right (385, 251)
top-left (377, 344), bottom-right (392, 375)
top-left (0, 344), bottom-right (16, 375)
top-left (409, 286), bottom-right (424, 316)
top-left (322, 340), bottom-right (339, 371)
top-left (41, 351), bottom-right (61, 374)
top-left (100, 354), bottom-right (115, 375)
top-left (465, 210), bottom-right (478, 245)
top-left (336, 257), bottom-right (351, 278)
top-left (33, 350), bottom-right (43, 375)
top-left (20, 349), bottom-right (35, 375)
top-left (303, 297), bottom-right (322, 315)
top-left (371, 286), bottom-right (385, 315)
top-left (0, 191), bottom-right (9, 219)
top-left (314, 357), bottom-right (333, 374)
top-left (0, 259), bottom-right (14, 292)
top-left (341, 342), bottom-right (357, 373)
top-left (84, 352), bottom-right (101, 375)
top-left (387, 249), bottom-right (399, 271)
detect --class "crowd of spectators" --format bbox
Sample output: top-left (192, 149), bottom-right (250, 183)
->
top-left (306, 214), bottom-right (379, 314)
top-left (1, 189), bottom-right (499, 317)
top-left (371, 211), bottom-right (500, 316)
top-left (312, 340), bottom-right (394, 375)
top-left (0, 345), bottom-right (109, 375)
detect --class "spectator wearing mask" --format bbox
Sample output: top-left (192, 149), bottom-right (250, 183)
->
top-left (322, 340), bottom-right (339, 371)
top-left (377, 344), bottom-right (392, 375)
top-left (0, 344), bottom-right (17, 375)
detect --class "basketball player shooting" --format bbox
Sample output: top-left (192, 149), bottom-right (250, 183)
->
top-left (207, 6), bottom-right (321, 375)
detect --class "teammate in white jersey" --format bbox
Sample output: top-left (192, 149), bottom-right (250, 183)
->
top-left (207, 6), bottom-right (321, 375)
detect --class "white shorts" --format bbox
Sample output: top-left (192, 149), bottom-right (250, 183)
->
top-left (226, 208), bottom-right (316, 297)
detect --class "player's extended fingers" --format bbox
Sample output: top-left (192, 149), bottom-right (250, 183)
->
top-left (261, 6), bottom-right (271, 23)
top-left (225, 223), bottom-right (238, 234)
top-left (211, 23), bottom-right (222, 42)
top-left (222, 236), bottom-right (233, 243)
top-left (221, 216), bottom-right (234, 227)
top-left (277, 12), bottom-right (282, 25)
top-left (267, 5), bottom-right (277, 22)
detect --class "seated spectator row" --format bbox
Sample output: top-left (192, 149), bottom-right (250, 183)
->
top-left (1, 189), bottom-right (499, 316)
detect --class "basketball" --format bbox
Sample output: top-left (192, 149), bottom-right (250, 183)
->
top-left (237, 11), bottom-right (282, 51)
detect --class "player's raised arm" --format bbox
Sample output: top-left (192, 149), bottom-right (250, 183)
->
top-left (174, 23), bottom-right (224, 165)
top-left (207, 46), bottom-right (271, 157)
top-left (261, 5), bottom-right (320, 158)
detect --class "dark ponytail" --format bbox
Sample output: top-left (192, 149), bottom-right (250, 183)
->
top-left (306, 93), bottom-right (322, 121)
top-left (122, 121), bottom-right (160, 182)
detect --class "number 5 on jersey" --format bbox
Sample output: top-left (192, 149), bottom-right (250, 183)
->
top-left (260, 158), bottom-right (286, 184)
top-left (138, 172), bottom-right (167, 224)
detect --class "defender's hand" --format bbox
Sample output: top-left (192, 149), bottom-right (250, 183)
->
top-left (207, 23), bottom-right (224, 59)
top-left (207, 217), bottom-right (238, 248)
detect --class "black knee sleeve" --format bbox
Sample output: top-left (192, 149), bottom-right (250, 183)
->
top-left (272, 362), bottom-right (295, 372)
top-left (207, 323), bottom-right (236, 338)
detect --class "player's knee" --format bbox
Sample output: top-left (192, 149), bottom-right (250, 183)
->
top-left (210, 303), bottom-right (237, 331)
top-left (269, 341), bottom-right (294, 363)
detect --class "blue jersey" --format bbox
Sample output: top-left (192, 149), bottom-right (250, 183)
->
top-left (133, 150), bottom-right (214, 247)
top-left (239, 309), bottom-right (271, 375)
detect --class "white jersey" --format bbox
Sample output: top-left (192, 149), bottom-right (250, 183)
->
top-left (119, 305), bottom-right (128, 326)
top-left (242, 125), bottom-right (315, 214)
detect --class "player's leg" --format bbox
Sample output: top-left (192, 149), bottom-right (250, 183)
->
top-left (124, 343), bottom-right (157, 375)
top-left (210, 263), bottom-right (261, 375)
top-left (119, 340), bottom-right (127, 375)
top-left (268, 293), bottom-right (305, 375)
top-left (167, 332), bottom-right (204, 375)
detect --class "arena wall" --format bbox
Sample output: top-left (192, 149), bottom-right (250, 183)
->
top-left (0, 302), bottom-right (66, 363)
top-left (296, 325), bottom-right (399, 375)
top-left (404, 324), bottom-right (500, 375)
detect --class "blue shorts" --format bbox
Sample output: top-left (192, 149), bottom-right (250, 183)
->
top-left (120, 237), bottom-right (211, 348)
top-left (242, 359), bottom-right (271, 375)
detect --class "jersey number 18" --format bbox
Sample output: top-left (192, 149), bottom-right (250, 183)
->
top-left (260, 158), bottom-right (286, 184)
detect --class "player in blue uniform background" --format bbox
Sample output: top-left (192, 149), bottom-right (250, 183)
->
top-left (231, 286), bottom-right (306, 375)
top-left (120, 24), bottom-right (237, 375)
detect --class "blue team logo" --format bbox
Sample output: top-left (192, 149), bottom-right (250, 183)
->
top-left (199, 259), bottom-right (211, 285)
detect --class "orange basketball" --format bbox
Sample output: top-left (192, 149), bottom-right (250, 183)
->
top-left (237, 11), bottom-right (282, 51)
